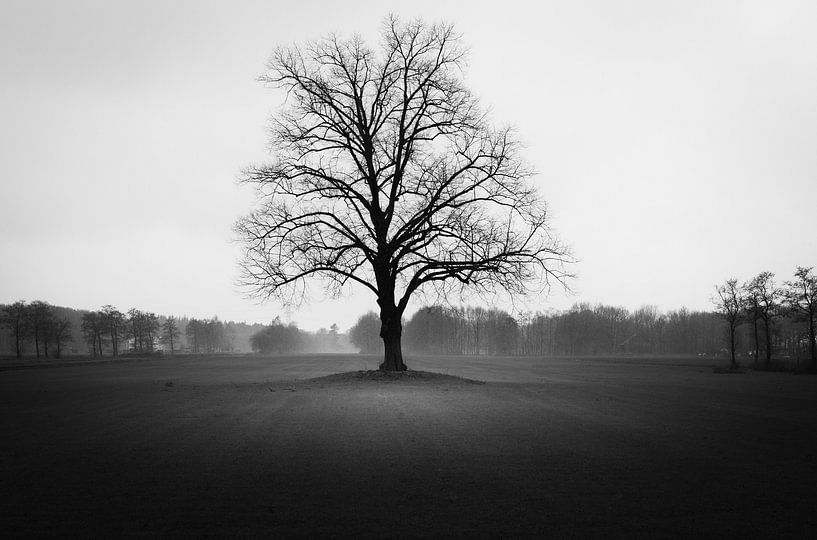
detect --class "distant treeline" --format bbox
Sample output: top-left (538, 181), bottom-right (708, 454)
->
top-left (0, 301), bottom-right (352, 358)
top-left (349, 299), bottom-right (814, 363)
top-left (5, 265), bottom-right (814, 365)
top-left (249, 318), bottom-right (354, 354)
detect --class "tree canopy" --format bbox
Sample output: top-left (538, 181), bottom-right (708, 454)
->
top-left (237, 16), bottom-right (571, 369)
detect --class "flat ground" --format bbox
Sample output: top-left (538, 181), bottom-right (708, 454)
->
top-left (1, 354), bottom-right (815, 537)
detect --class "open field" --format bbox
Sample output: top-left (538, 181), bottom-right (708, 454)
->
top-left (1, 354), bottom-right (815, 537)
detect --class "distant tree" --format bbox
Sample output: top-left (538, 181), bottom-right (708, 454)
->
top-left (144, 312), bottom-right (159, 352)
top-left (466, 306), bottom-right (488, 355)
top-left (349, 312), bottom-right (383, 354)
top-left (746, 272), bottom-right (781, 370)
top-left (783, 266), bottom-right (817, 371)
top-left (127, 309), bottom-right (144, 352)
top-left (742, 281), bottom-right (762, 367)
top-left (52, 318), bottom-right (73, 358)
top-left (28, 301), bottom-right (55, 358)
top-left (250, 318), bottom-right (303, 354)
top-left (236, 16), bottom-right (571, 371)
top-left (128, 309), bottom-right (160, 353)
top-left (485, 309), bottom-right (519, 355)
top-left (0, 300), bottom-right (29, 358)
top-left (186, 318), bottom-right (202, 353)
top-left (101, 306), bottom-right (126, 357)
top-left (161, 316), bottom-right (180, 354)
top-left (81, 311), bottom-right (106, 357)
top-left (713, 279), bottom-right (743, 369)
top-left (203, 318), bottom-right (222, 352)
top-left (329, 323), bottom-right (340, 349)
top-left (404, 306), bottom-right (461, 354)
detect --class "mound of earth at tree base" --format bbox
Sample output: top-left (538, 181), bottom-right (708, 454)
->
top-left (308, 369), bottom-right (485, 385)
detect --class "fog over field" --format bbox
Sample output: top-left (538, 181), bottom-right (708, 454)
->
top-left (2, 0), bottom-right (816, 537)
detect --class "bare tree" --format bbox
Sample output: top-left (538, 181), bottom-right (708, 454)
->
top-left (236, 16), bottom-right (571, 370)
top-left (101, 305), bottom-right (126, 357)
top-left (0, 300), bottom-right (29, 358)
top-left (144, 312), bottom-right (159, 352)
top-left (746, 272), bottom-right (781, 370)
top-left (81, 311), bottom-right (107, 357)
top-left (784, 266), bottom-right (817, 371)
top-left (128, 309), bottom-right (160, 353)
top-left (161, 316), bottom-right (180, 354)
top-left (29, 301), bottom-right (54, 358)
top-left (52, 318), bottom-right (73, 358)
top-left (713, 279), bottom-right (742, 369)
top-left (741, 281), bottom-right (761, 367)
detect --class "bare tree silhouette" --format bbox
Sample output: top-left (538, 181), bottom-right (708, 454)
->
top-left (161, 316), bottom-right (180, 354)
top-left (236, 16), bottom-right (571, 370)
top-left (713, 279), bottom-right (742, 369)
top-left (784, 266), bottom-right (817, 371)
top-left (746, 272), bottom-right (781, 370)
top-left (0, 301), bottom-right (29, 359)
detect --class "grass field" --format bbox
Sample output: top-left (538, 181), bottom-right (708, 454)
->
top-left (1, 354), bottom-right (815, 537)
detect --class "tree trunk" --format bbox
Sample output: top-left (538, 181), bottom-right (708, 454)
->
top-left (729, 324), bottom-right (737, 369)
top-left (752, 317), bottom-right (759, 368)
top-left (763, 318), bottom-right (772, 371)
top-left (809, 311), bottom-right (816, 372)
top-left (379, 306), bottom-right (406, 371)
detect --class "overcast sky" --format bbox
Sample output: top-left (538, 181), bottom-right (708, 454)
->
top-left (1, 0), bottom-right (815, 330)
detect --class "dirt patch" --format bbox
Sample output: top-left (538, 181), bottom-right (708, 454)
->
top-left (307, 369), bottom-right (485, 385)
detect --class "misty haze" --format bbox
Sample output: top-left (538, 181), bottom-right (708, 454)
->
top-left (2, 2), bottom-right (816, 538)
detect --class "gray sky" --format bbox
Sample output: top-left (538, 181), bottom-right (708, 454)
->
top-left (1, 0), bottom-right (815, 330)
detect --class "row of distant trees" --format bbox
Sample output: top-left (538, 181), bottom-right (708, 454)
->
top-left (713, 266), bottom-right (817, 371)
top-left (349, 305), bottom-right (723, 357)
top-left (0, 301), bottom-right (262, 358)
top-left (81, 308), bottom-right (236, 357)
top-left (346, 268), bottom-right (816, 369)
top-left (78, 307), bottom-right (170, 357)
top-left (185, 317), bottom-right (232, 353)
top-left (0, 301), bottom-right (359, 358)
top-left (0, 300), bottom-right (73, 358)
